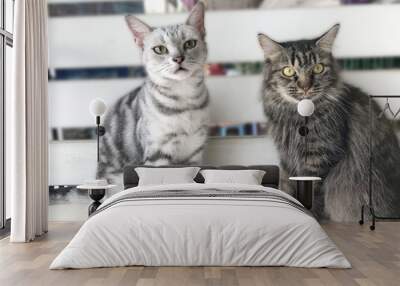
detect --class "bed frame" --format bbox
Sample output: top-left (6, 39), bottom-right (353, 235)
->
top-left (123, 165), bottom-right (280, 190)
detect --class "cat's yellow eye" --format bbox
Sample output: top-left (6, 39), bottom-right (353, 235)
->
top-left (184, 39), bottom-right (197, 50)
top-left (153, 45), bottom-right (169, 55)
top-left (313, 63), bottom-right (325, 74)
top-left (282, 66), bottom-right (295, 77)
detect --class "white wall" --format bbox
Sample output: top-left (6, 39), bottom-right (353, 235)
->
top-left (49, 137), bottom-right (280, 185)
top-left (49, 75), bottom-right (265, 129)
top-left (48, 5), bottom-right (400, 68)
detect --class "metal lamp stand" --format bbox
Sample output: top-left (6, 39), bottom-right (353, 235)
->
top-left (299, 117), bottom-right (309, 164)
top-left (95, 115), bottom-right (106, 163)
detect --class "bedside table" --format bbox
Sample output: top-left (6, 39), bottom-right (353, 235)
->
top-left (77, 184), bottom-right (116, 216)
top-left (289, 177), bottom-right (321, 210)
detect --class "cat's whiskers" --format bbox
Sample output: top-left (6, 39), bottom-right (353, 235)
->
top-left (152, 63), bottom-right (171, 73)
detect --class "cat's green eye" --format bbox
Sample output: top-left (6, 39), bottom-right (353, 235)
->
top-left (282, 66), bottom-right (295, 77)
top-left (153, 45), bottom-right (169, 55)
top-left (184, 39), bottom-right (197, 50)
top-left (313, 63), bottom-right (325, 74)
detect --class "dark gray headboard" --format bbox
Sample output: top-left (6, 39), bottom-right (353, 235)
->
top-left (123, 165), bottom-right (280, 190)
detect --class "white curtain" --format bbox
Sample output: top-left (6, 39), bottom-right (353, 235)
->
top-left (8, 0), bottom-right (49, 242)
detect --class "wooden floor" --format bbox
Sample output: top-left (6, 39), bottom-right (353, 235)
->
top-left (0, 222), bottom-right (399, 286)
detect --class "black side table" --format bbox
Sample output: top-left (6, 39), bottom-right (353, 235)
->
top-left (289, 177), bottom-right (321, 210)
top-left (77, 184), bottom-right (116, 216)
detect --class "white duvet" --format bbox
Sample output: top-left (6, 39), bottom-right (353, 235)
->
top-left (50, 183), bottom-right (350, 269)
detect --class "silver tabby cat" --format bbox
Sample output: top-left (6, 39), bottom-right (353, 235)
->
top-left (258, 24), bottom-right (400, 222)
top-left (97, 2), bottom-right (209, 183)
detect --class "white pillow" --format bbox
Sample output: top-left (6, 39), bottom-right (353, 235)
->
top-left (135, 167), bottom-right (200, 186)
top-left (200, 169), bottom-right (266, 185)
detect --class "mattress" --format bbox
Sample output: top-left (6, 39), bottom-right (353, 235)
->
top-left (50, 183), bottom-right (350, 269)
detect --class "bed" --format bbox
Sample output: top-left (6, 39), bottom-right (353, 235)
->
top-left (50, 165), bottom-right (350, 269)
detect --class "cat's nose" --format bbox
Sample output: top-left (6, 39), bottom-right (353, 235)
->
top-left (172, 56), bottom-right (185, 64)
top-left (297, 81), bottom-right (311, 93)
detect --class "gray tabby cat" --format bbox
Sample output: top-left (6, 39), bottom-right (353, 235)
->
top-left (258, 24), bottom-right (400, 222)
top-left (97, 2), bottom-right (209, 183)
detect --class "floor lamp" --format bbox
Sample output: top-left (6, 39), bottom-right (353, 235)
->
top-left (297, 98), bottom-right (315, 164)
top-left (89, 98), bottom-right (107, 163)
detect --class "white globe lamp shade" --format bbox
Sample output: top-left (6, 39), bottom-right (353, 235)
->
top-left (89, 98), bottom-right (107, 117)
top-left (297, 99), bottom-right (315, 117)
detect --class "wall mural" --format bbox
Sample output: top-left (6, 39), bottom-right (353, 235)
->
top-left (48, 0), bottom-right (400, 222)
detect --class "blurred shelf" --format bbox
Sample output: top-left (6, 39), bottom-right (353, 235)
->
top-left (48, 135), bottom-right (271, 145)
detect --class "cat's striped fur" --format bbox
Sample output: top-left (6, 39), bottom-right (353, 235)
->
top-left (258, 25), bottom-right (400, 221)
top-left (97, 3), bottom-right (209, 184)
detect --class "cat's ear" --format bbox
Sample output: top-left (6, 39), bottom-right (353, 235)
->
top-left (186, 1), bottom-right (206, 39)
top-left (316, 24), bottom-right (340, 52)
top-left (257, 33), bottom-right (284, 59)
top-left (125, 15), bottom-right (153, 49)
